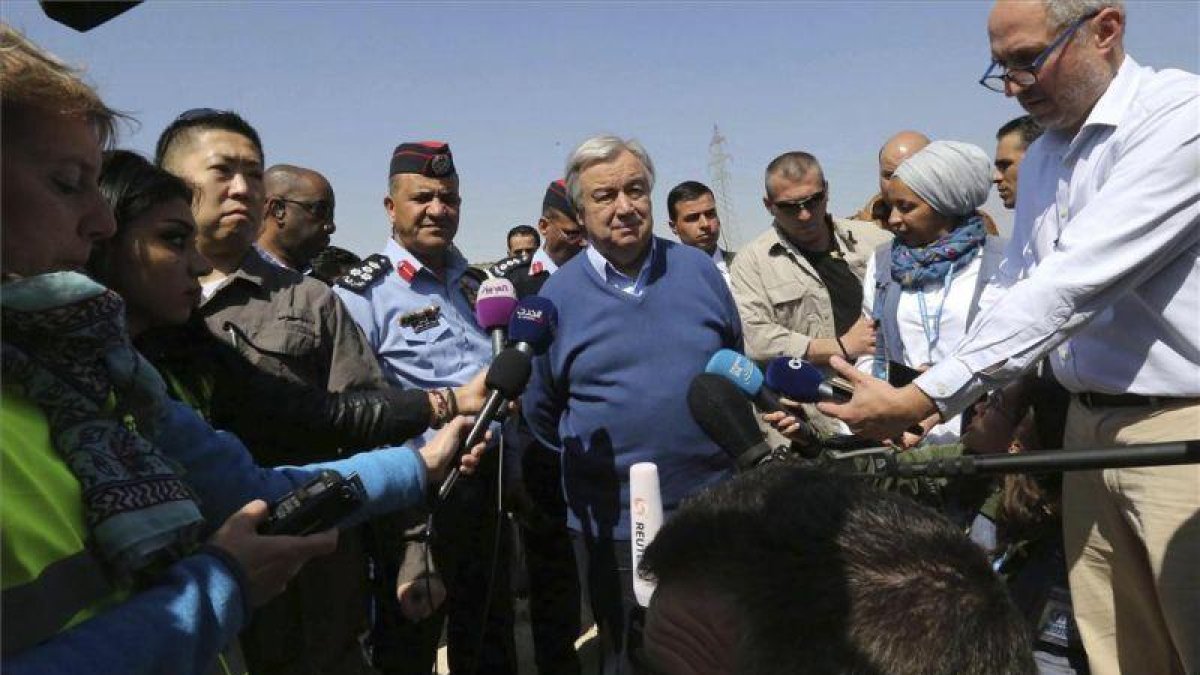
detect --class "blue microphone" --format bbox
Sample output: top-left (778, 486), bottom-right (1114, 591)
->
top-left (508, 295), bottom-right (557, 356)
top-left (704, 349), bottom-right (783, 412)
top-left (765, 357), bottom-right (853, 403)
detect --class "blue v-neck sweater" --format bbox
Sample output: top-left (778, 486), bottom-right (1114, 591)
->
top-left (523, 237), bottom-right (742, 538)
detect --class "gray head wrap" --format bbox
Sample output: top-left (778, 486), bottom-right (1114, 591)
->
top-left (893, 140), bottom-right (992, 217)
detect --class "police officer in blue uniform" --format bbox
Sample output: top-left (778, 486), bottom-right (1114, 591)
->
top-left (486, 178), bottom-right (587, 675)
top-left (335, 142), bottom-right (515, 675)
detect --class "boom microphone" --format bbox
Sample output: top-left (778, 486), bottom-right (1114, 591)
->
top-left (437, 296), bottom-right (558, 501)
top-left (630, 462), bottom-right (664, 607)
top-left (475, 278), bottom-right (518, 356)
top-left (687, 373), bottom-right (778, 470)
top-left (765, 357), bottom-right (853, 403)
top-left (876, 440), bottom-right (1200, 478)
top-left (705, 349), bottom-right (784, 411)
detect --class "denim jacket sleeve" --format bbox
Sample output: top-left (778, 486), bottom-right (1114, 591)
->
top-left (2, 552), bottom-right (244, 675)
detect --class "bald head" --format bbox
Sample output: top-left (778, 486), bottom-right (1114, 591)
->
top-left (879, 131), bottom-right (931, 196)
top-left (259, 164), bottom-right (336, 270)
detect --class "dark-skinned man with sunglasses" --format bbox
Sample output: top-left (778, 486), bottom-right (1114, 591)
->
top-left (257, 164), bottom-right (338, 275)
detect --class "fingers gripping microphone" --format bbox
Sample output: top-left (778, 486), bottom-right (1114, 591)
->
top-left (687, 373), bottom-right (777, 471)
top-left (475, 278), bottom-right (518, 356)
top-left (437, 296), bottom-right (557, 501)
top-left (630, 462), bottom-right (664, 607)
top-left (765, 357), bottom-right (853, 403)
top-left (705, 349), bottom-right (784, 411)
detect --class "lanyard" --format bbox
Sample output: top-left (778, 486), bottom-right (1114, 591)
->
top-left (916, 263), bottom-right (955, 358)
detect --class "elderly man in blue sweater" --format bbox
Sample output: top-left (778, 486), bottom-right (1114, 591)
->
top-left (523, 135), bottom-right (743, 673)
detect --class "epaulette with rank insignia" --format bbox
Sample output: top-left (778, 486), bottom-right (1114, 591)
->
top-left (486, 254), bottom-right (531, 281)
top-left (337, 254), bottom-right (391, 293)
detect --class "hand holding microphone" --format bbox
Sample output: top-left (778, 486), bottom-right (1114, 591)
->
top-left (705, 349), bottom-right (820, 452)
top-left (436, 296), bottom-right (557, 502)
top-left (817, 355), bottom-right (940, 442)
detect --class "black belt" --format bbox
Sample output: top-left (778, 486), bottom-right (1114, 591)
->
top-left (1075, 392), bottom-right (1187, 408)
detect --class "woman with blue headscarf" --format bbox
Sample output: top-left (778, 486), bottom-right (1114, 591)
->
top-left (859, 140), bottom-right (1006, 446)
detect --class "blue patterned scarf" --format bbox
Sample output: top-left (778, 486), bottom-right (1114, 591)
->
top-left (1, 272), bottom-right (204, 581)
top-left (889, 215), bottom-right (987, 289)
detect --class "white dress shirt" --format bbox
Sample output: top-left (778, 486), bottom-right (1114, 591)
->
top-left (860, 252), bottom-right (987, 443)
top-left (918, 56), bottom-right (1200, 416)
top-left (710, 247), bottom-right (732, 288)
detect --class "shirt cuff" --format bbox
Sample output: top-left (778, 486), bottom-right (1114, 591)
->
top-left (915, 357), bottom-right (983, 419)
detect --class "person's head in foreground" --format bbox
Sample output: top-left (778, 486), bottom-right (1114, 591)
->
top-left (639, 466), bottom-right (1035, 675)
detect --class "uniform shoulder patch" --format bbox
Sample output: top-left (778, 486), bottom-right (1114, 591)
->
top-left (486, 255), bottom-right (530, 280)
top-left (337, 254), bottom-right (391, 293)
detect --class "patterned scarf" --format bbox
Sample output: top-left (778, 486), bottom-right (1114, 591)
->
top-left (1, 272), bottom-right (204, 580)
top-left (889, 215), bottom-right (987, 289)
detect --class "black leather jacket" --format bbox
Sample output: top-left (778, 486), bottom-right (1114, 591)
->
top-left (136, 316), bottom-right (431, 465)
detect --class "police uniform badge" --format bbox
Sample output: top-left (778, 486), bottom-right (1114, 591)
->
top-left (429, 153), bottom-right (453, 177)
top-left (336, 254), bottom-right (390, 293)
top-left (399, 304), bottom-right (442, 333)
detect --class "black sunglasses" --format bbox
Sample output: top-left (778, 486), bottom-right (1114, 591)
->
top-left (772, 190), bottom-right (826, 214)
top-left (276, 198), bottom-right (334, 222)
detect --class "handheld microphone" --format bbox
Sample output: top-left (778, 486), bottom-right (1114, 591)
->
top-left (507, 295), bottom-right (557, 356)
top-left (764, 357), bottom-right (853, 403)
top-left (437, 296), bottom-right (557, 501)
top-left (475, 278), bottom-right (518, 356)
top-left (705, 349), bottom-right (783, 411)
top-left (629, 462), bottom-right (664, 607)
top-left (687, 373), bottom-right (779, 469)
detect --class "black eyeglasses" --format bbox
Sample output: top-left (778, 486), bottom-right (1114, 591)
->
top-left (772, 190), bottom-right (826, 214)
top-left (979, 11), bottom-right (1098, 93)
top-left (277, 198), bottom-right (334, 221)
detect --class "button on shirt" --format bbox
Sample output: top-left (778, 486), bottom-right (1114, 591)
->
top-left (918, 56), bottom-right (1200, 414)
top-left (585, 237), bottom-right (657, 297)
top-left (334, 239), bottom-right (491, 445)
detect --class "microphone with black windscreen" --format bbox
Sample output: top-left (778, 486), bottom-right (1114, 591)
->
top-left (687, 373), bottom-right (778, 470)
top-left (436, 296), bottom-right (557, 501)
top-left (474, 278), bottom-right (518, 356)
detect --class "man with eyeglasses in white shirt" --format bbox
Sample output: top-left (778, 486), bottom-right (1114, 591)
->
top-left (820, 2), bottom-right (1199, 673)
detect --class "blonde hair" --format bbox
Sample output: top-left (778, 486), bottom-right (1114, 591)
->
top-left (0, 23), bottom-right (123, 145)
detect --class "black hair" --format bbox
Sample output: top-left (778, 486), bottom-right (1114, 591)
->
top-left (98, 149), bottom-right (193, 236)
top-left (506, 224), bottom-right (540, 249)
top-left (996, 115), bottom-right (1044, 148)
top-left (310, 246), bottom-right (363, 286)
top-left (89, 149), bottom-right (195, 279)
top-left (666, 180), bottom-right (715, 221)
top-left (642, 466), bottom-right (1035, 675)
top-left (154, 108), bottom-right (264, 167)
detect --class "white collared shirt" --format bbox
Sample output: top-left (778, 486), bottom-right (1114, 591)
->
top-left (918, 56), bottom-right (1200, 415)
top-left (586, 238), bottom-right (657, 297)
top-left (529, 247), bottom-right (559, 276)
top-left (710, 247), bottom-right (732, 288)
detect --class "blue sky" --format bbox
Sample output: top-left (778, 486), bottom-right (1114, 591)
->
top-left (5, 1), bottom-right (1197, 262)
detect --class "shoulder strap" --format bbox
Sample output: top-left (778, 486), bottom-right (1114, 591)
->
top-left (336, 254), bottom-right (390, 293)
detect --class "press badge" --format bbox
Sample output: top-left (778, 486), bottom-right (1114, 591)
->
top-left (399, 305), bottom-right (442, 334)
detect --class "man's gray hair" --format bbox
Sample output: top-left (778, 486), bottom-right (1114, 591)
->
top-left (1043, 0), bottom-right (1123, 30)
top-left (564, 136), bottom-right (656, 211)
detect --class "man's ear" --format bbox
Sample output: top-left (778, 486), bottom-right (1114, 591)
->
top-left (762, 196), bottom-right (775, 216)
top-left (537, 216), bottom-right (550, 237)
top-left (1093, 6), bottom-right (1124, 53)
top-left (266, 198), bottom-right (285, 224)
top-left (668, 221), bottom-right (679, 236)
